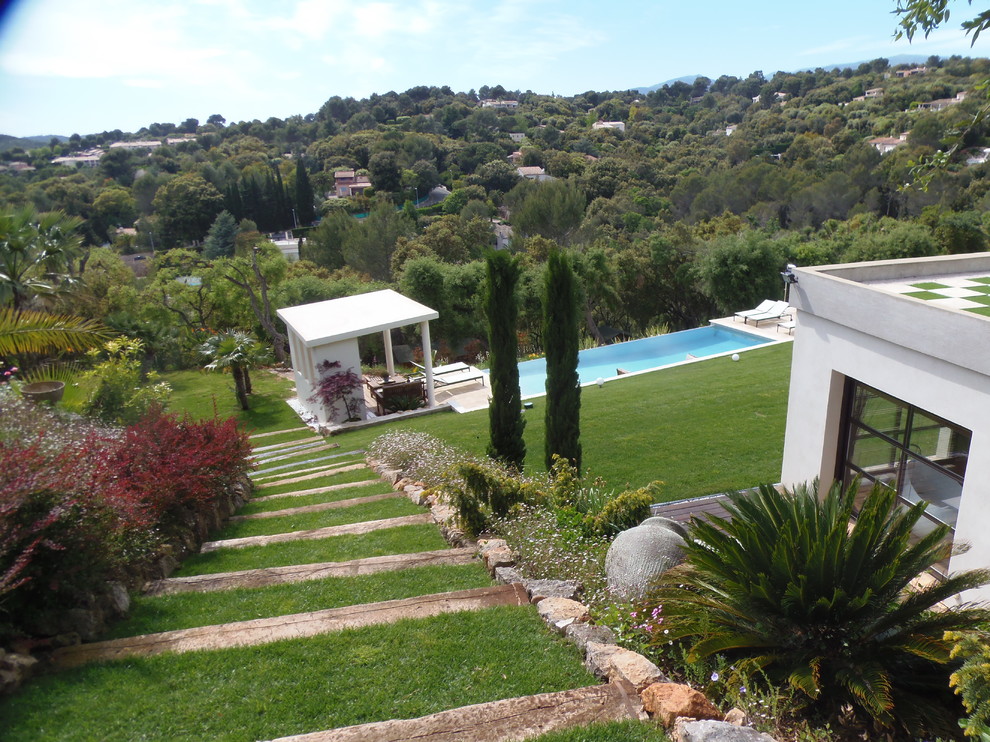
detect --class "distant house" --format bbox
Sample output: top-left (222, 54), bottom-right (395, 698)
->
top-left (51, 153), bottom-right (101, 167)
top-left (166, 135), bottom-right (197, 145)
top-left (508, 151), bottom-right (524, 164)
top-left (332, 170), bottom-right (372, 198)
top-left (724, 124), bottom-right (738, 136)
top-left (480, 99), bottom-right (519, 110)
top-left (916, 91), bottom-right (967, 112)
top-left (109, 140), bottom-right (161, 151)
top-left (508, 132), bottom-right (526, 143)
top-left (517, 165), bottom-right (551, 181)
top-left (592, 121), bottom-right (625, 133)
top-left (4, 162), bottom-right (35, 173)
top-left (894, 66), bottom-right (927, 78)
top-left (751, 92), bottom-right (789, 104)
top-left (964, 148), bottom-right (990, 166)
top-left (867, 133), bottom-right (908, 154)
top-left (866, 87), bottom-right (884, 98)
top-left (270, 233), bottom-right (302, 262)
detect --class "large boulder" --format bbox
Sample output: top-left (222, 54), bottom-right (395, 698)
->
top-left (674, 719), bottom-right (777, 742)
top-left (641, 683), bottom-right (722, 727)
top-left (605, 516), bottom-right (687, 599)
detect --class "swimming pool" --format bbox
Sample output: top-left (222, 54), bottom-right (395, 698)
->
top-left (515, 324), bottom-right (774, 398)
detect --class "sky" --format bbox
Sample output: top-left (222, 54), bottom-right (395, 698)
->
top-left (0, 0), bottom-right (986, 138)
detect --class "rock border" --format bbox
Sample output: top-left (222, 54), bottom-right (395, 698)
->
top-left (364, 457), bottom-right (779, 742)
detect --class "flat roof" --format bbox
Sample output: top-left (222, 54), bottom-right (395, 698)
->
top-left (276, 289), bottom-right (438, 347)
top-left (790, 252), bottom-right (990, 377)
top-left (803, 252), bottom-right (990, 321)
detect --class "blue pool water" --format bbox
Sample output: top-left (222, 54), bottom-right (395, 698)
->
top-left (515, 324), bottom-right (773, 398)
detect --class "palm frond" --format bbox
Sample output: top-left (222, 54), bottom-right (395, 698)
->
top-left (0, 308), bottom-right (112, 356)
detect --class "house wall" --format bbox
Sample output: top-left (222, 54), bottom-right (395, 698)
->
top-left (781, 265), bottom-right (990, 603)
top-left (289, 334), bottom-right (365, 424)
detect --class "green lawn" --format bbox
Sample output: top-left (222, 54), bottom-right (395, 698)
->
top-left (104, 563), bottom-right (492, 638)
top-left (251, 466), bottom-right (376, 495)
top-left (166, 342), bottom-right (792, 501)
top-left (174, 523), bottom-right (450, 575)
top-left (164, 368), bottom-right (301, 434)
top-left (3, 608), bottom-right (594, 742)
top-left (213, 496), bottom-right (422, 540)
top-left (238, 482), bottom-right (395, 515)
top-left (528, 721), bottom-right (669, 741)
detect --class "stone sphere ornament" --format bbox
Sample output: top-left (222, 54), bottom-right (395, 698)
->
top-left (605, 516), bottom-right (687, 600)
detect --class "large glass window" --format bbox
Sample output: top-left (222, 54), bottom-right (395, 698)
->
top-left (840, 380), bottom-right (969, 536)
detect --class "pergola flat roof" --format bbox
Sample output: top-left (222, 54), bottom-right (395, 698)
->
top-left (276, 289), bottom-right (438, 347)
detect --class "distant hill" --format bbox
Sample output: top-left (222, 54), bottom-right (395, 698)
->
top-left (634, 54), bottom-right (931, 95)
top-left (795, 53), bottom-right (929, 73)
top-left (0, 134), bottom-right (69, 153)
top-left (634, 75), bottom-right (704, 94)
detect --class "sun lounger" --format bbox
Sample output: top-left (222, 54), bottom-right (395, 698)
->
top-left (777, 319), bottom-right (796, 334)
top-left (742, 301), bottom-right (790, 325)
top-left (734, 299), bottom-right (776, 322)
top-left (410, 361), bottom-right (486, 387)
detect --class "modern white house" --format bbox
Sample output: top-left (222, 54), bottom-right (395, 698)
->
top-left (276, 290), bottom-right (439, 425)
top-left (780, 252), bottom-right (990, 603)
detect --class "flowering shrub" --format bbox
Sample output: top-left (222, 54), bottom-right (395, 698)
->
top-left (0, 387), bottom-right (252, 639)
top-left (948, 628), bottom-right (990, 739)
top-left (0, 359), bottom-right (17, 384)
top-left (76, 338), bottom-right (172, 425)
top-left (492, 505), bottom-right (611, 607)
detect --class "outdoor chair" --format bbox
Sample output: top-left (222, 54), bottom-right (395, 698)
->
top-left (733, 299), bottom-right (776, 322)
top-left (410, 361), bottom-right (487, 387)
top-left (741, 300), bottom-right (790, 325)
top-left (370, 378), bottom-right (427, 416)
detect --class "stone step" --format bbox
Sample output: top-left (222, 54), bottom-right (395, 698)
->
top-left (251, 480), bottom-right (382, 503)
top-left (252, 438), bottom-right (330, 457)
top-left (254, 463), bottom-right (369, 489)
top-left (200, 513), bottom-right (433, 552)
top-left (249, 426), bottom-right (312, 440)
top-left (144, 547), bottom-right (478, 595)
top-left (251, 450), bottom-right (364, 478)
top-left (230, 492), bottom-right (403, 521)
top-left (252, 443), bottom-right (340, 467)
top-left (266, 680), bottom-right (646, 742)
top-left (251, 435), bottom-right (326, 455)
top-left (50, 584), bottom-right (528, 668)
top-left (252, 459), bottom-right (366, 483)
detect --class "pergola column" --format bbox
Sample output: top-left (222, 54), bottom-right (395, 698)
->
top-left (420, 320), bottom-right (436, 408)
top-left (382, 329), bottom-right (395, 378)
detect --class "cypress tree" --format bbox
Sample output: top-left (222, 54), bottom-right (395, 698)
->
top-left (544, 247), bottom-right (581, 470)
top-left (295, 159), bottom-right (316, 225)
top-left (484, 249), bottom-right (526, 470)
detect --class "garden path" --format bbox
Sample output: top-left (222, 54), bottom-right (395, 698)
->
top-left (32, 426), bottom-right (643, 740)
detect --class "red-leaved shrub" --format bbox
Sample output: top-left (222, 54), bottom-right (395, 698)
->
top-left (0, 394), bottom-right (252, 639)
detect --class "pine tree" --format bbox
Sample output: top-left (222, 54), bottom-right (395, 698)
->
top-left (544, 247), bottom-right (581, 470)
top-left (295, 159), bottom-right (316, 225)
top-left (203, 210), bottom-right (239, 259)
top-left (484, 249), bottom-right (526, 469)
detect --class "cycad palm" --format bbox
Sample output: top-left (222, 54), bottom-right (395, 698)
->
top-left (650, 480), bottom-right (990, 737)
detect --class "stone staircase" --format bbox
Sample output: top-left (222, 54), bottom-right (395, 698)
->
top-left (48, 425), bottom-right (648, 741)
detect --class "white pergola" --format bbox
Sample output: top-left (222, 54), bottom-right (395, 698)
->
top-left (277, 289), bottom-right (440, 422)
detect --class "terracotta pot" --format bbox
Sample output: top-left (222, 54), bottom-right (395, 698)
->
top-left (21, 380), bottom-right (65, 403)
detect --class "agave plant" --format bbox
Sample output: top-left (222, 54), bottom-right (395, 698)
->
top-left (648, 479), bottom-right (990, 738)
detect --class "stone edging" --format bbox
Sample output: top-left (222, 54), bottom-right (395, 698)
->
top-left (364, 456), bottom-right (779, 742)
